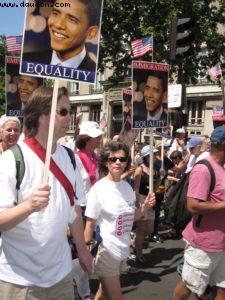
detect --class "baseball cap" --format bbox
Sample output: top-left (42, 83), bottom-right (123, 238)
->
top-left (186, 136), bottom-right (202, 149)
top-left (210, 126), bottom-right (225, 144)
top-left (176, 128), bottom-right (185, 134)
top-left (155, 140), bottom-right (171, 149)
top-left (141, 145), bottom-right (159, 157)
top-left (79, 121), bottom-right (103, 138)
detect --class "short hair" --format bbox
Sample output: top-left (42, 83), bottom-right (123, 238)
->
top-left (169, 150), bottom-right (182, 161)
top-left (98, 141), bottom-right (131, 174)
top-left (24, 86), bottom-right (68, 137)
top-left (76, 134), bottom-right (91, 149)
top-left (80, 0), bottom-right (102, 26)
top-left (146, 71), bottom-right (168, 92)
top-left (51, 0), bottom-right (102, 26)
top-left (0, 115), bottom-right (21, 131)
top-left (19, 75), bottom-right (43, 87)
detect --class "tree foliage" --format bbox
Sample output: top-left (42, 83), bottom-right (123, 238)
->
top-left (99, 0), bottom-right (225, 85)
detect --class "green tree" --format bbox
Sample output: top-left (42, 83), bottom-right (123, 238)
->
top-left (99, 0), bottom-right (225, 85)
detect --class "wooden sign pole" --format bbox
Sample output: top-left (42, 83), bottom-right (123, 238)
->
top-left (43, 79), bottom-right (59, 184)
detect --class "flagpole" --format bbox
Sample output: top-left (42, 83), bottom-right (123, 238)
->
top-left (151, 34), bottom-right (154, 62)
top-left (221, 77), bottom-right (225, 115)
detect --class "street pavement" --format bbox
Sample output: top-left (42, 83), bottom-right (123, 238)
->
top-left (122, 237), bottom-right (195, 300)
top-left (90, 236), bottom-right (198, 300)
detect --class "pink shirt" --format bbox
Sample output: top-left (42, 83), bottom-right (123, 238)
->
top-left (183, 155), bottom-right (225, 252)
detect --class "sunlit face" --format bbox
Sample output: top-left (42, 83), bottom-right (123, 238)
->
top-left (48, 0), bottom-right (98, 61)
top-left (144, 76), bottom-right (166, 114)
top-left (87, 135), bottom-right (102, 150)
top-left (106, 150), bottom-right (127, 176)
top-left (18, 75), bottom-right (39, 103)
top-left (1, 121), bottom-right (21, 149)
top-left (54, 95), bottom-right (71, 140)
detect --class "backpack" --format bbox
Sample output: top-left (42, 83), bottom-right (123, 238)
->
top-left (10, 144), bottom-right (76, 202)
top-left (165, 159), bottom-right (216, 232)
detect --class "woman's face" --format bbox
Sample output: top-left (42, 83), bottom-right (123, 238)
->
top-left (1, 121), bottom-right (21, 149)
top-left (87, 135), bottom-right (102, 150)
top-left (106, 150), bottom-right (127, 177)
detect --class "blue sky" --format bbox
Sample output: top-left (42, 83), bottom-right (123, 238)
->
top-left (0, 1), bottom-right (25, 36)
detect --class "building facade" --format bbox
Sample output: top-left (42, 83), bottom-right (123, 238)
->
top-left (63, 76), bottom-right (223, 139)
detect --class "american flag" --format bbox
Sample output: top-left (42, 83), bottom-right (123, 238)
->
top-left (6, 36), bottom-right (22, 52)
top-left (208, 63), bottom-right (222, 79)
top-left (131, 36), bottom-right (153, 58)
top-left (99, 112), bottom-right (107, 130)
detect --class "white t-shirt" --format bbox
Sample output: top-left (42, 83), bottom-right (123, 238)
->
top-left (75, 154), bottom-right (99, 207)
top-left (185, 154), bottom-right (197, 173)
top-left (0, 141), bottom-right (77, 287)
top-left (85, 177), bottom-right (136, 261)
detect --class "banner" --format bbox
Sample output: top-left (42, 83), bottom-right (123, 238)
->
top-left (122, 88), bottom-right (132, 131)
top-left (20, 0), bottom-right (103, 84)
top-left (5, 56), bottom-right (43, 117)
top-left (168, 84), bottom-right (182, 108)
top-left (132, 61), bottom-right (169, 129)
top-left (212, 105), bottom-right (225, 121)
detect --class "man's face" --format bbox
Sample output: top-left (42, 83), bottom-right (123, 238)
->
top-left (48, 0), bottom-right (98, 61)
top-left (54, 95), bottom-right (71, 140)
top-left (144, 76), bottom-right (166, 113)
top-left (18, 76), bottom-right (39, 103)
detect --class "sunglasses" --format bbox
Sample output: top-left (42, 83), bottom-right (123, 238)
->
top-left (56, 108), bottom-right (72, 117)
top-left (108, 157), bottom-right (127, 163)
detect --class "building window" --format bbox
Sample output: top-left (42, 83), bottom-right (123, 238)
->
top-left (111, 105), bottom-right (123, 137)
top-left (69, 82), bottom-right (80, 95)
top-left (188, 100), bottom-right (205, 126)
top-left (69, 108), bottom-right (76, 131)
top-left (90, 105), bottom-right (101, 122)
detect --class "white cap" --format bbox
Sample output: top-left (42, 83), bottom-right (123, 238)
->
top-left (176, 128), bottom-right (185, 134)
top-left (79, 121), bottom-right (103, 138)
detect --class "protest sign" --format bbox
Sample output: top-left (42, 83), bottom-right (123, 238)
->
top-left (168, 84), bottom-right (182, 108)
top-left (132, 61), bottom-right (169, 129)
top-left (20, 0), bottom-right (103, 84)
top-left (6, 56), bottom-right (43, 117)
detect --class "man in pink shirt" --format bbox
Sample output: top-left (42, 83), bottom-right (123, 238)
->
top-left (173, 125), bottom-right (225, 300)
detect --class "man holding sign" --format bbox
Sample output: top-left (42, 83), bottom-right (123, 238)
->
top-left (0, 87), bottom-right (92, 299)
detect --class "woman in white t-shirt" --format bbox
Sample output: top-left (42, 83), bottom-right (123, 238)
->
top-left (84, 142), bottom-right (155, 300)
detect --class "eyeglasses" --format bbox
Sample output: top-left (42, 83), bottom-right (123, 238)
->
top-left (56, 108), bottom-right (72, 117)
top-left (108, 157), bottom-right (127, 163)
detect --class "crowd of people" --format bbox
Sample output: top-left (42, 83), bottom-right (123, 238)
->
top-left (0, 86), bottom-right (225, 300)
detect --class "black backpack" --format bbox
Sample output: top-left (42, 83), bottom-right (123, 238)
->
top-left (165, 159), bottom-right (216, 232)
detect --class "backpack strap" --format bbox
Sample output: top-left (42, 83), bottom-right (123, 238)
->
top-left (194, 159), bottom-right (215, 192)
top-left (62, 146), bottom-right (76, 170)
top-left (193, 159), bottom-right (216, 227)
top-left (10, 144), bottom-right (25, 206)
top-left (10, 144), bottom-right (25, 191)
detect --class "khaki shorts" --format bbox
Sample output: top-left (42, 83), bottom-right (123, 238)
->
top-left (94, 244), bottom-right (127, 278)
top-left (182, 242), bottom-right (225, 296)
top-left (139, 194), bottom-right (155, 221)
top-left (0, 272), bottom-right (74, 300)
